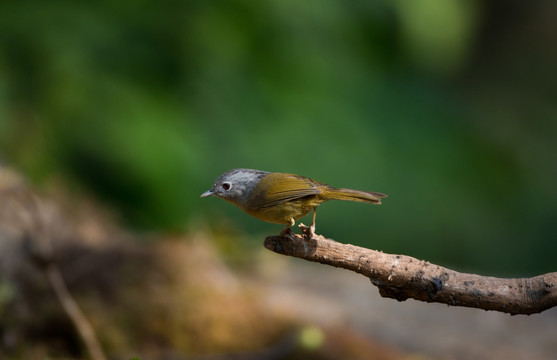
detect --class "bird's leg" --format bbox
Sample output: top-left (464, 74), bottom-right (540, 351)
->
top-left (280, 218), bottom-right (296, 240)
top-left (310, 208), bottom-right (317, 235)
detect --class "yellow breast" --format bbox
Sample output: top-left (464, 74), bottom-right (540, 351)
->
top-left (244, 196), bottom-right (321, 224)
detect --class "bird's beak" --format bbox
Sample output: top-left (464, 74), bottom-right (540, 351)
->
top-left (200, 189), bottom-right (214, 198)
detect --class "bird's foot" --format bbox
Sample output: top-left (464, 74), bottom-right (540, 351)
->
top-left (298, 223), bottom-right (316, 240)
top-left (279, 227), bottom-right (295, 241)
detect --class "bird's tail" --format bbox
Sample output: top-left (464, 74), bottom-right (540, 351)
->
top-left (323, 188), bottom-right (387, 204)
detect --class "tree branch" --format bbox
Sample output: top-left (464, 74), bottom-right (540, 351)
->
top-left (264, 229), bottom-right (557, 316)
top-left (45, 263), bottom-right (107, 360)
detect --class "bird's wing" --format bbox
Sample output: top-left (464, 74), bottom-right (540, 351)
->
top-left (253, 173), bottom-right (322, 208)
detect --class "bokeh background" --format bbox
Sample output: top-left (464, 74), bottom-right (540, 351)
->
top-left (1, 0), bottom-right (557, 359)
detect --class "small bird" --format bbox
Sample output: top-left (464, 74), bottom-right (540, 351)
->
top-left (201, 169), bottom-right (386, 238)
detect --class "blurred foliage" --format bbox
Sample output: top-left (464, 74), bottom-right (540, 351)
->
top-left (1, 0), bottom-right (557, 275)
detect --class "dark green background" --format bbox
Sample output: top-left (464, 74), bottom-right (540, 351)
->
top-left (1, 0), bottom-right (556, 275)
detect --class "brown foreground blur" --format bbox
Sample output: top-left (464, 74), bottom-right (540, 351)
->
top-left (0, 167), bottom-right (404, 360)
top-left (3, 167), bottom-right (557, 360)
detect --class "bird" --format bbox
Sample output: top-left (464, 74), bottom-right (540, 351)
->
top-left (201, 168), bottom-right (386, 238)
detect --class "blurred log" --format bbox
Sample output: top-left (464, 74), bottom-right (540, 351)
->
top-left (264, 226), bottom-right (557, 316)
top-left (0, 167), bottom-right (107, 360)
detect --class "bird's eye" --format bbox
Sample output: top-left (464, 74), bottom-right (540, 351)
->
top-left (222, 182), bottom-right (231, 191)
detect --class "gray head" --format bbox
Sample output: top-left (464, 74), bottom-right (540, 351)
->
top-left (201, 168), bottom-right (269, 206)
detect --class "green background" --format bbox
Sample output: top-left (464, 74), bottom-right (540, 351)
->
top-left (1, 0), bottom-right (556, 275)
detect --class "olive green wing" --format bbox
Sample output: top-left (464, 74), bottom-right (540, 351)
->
top-left (251, 173), bottom-right (322, 209)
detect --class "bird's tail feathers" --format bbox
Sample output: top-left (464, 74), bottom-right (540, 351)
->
top-left (324, 188), bottom-right (387, 204)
